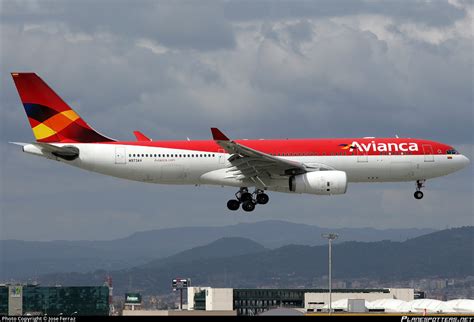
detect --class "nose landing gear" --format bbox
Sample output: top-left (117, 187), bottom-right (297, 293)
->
top-left (226, 187), bottom-right (270, 212)
top-left (414, 180), bottom-right (425, 200)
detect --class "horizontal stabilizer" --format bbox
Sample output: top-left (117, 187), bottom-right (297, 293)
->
top-left (18, 142), bottom-right (80, 161)
top-left (9, 142), bottom-right (28, 147)
top-left (37, 143), bottom-right (79, 159)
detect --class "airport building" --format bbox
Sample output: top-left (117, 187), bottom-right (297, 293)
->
top-left (187, 287), bottom-right (416, 315)
top-left (0, 284), bottom-right (110, 316)
top-left (183, 287), bottom-right (473, 315)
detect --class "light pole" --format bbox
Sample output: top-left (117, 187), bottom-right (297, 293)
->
top-left (322, 233), bottom-right (338, 314)
top-left (172, 278), bottom-right (190, 310)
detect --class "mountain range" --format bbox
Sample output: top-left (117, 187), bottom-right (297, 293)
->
top-left (0, 220), bottom-right (435, 280)
top-left (29, 226), bottom-right (473, 295)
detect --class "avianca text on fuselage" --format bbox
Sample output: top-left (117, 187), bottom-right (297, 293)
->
top-left (341, 141), bottom-right (419, 153)
top-left (10, 73), bottom-right (470, 212)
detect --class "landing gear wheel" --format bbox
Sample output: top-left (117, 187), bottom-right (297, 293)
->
top-left (256, 193), bottom-right (269, 205)
top-left (242, 200), bottom-right (256, 212)
top-left (414, 180), bottom-right (425, 200)
top-left (414, 191), bottom-right (424, 200)
top-left (227, 199), bottom-right (240, 211)
top-left (240, 192), bottom-right (253, 202)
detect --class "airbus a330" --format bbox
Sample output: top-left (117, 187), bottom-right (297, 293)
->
top-left (11, 73), bottom-right (470, 212)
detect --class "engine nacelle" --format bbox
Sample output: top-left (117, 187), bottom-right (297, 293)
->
top-left (289, 170), bottom-right (348, 195)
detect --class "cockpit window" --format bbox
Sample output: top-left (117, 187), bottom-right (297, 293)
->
top-left (446, 149), bottom-right (459, 154)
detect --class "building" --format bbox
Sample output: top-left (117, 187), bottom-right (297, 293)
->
top-left (187, 287), bottom-right (233, 311)
top-left (187, 287), bottom-right (415, 316)
top-left (305, 288), bottom-right (414, 312)
top-left (0, 284), bottom-right (110, 316)
top-left (366, 299), bottom-right (474, 313)
top-left (121, 288), bottom-right (237, 316)
top-left (122, 309), bottom-right (237, 316)
top-left (124, 292), bottom-right (142, 311)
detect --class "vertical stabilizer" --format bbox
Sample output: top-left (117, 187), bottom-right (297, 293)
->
top-left (11, 73), bottom-right (114, 143)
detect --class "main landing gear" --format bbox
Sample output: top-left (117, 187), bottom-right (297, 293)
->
top-left (414, 179), bottom-right (425, 200)
top-left (227, 187), bottom-right (269, 212)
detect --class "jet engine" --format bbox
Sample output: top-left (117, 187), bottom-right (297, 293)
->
top-left (289, 170), bottom-right (348, 195)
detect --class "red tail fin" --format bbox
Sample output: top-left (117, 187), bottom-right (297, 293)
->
top-left (11, 73), bottom-right (114, 143)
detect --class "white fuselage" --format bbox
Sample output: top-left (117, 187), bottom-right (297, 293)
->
top-left (23, 143), bottom-right (470, 194)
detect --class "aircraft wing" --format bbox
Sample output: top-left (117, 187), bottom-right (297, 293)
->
top-left (211, 128), bottom-right (331, 186)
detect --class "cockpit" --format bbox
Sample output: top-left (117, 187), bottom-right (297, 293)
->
top-left (446, 149), bottom-right (459, 154)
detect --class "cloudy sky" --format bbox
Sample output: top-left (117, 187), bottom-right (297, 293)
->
top-left (0, 0), bottom-right (472, 241)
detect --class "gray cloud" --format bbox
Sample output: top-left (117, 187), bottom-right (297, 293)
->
top-left (0, 0), bottom-right (472, 240)
top-left (223, 0), bottom-right (467, 27)
top-left (2, 0), bottom-right (236, 51)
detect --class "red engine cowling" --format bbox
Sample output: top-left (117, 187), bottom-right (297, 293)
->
top-left (289, 170), bottom-right (348, 195)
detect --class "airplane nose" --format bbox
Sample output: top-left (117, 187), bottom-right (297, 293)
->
top-left (459, 155), bottom-right (470, 169)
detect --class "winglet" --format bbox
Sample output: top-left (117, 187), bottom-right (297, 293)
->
top-left (133, 131), bottom-right (152, 142)
top-left (211, 128), bottom-right (229, 141)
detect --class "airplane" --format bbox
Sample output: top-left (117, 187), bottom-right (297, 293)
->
top-left (10, 73), bottom-right (470, 212)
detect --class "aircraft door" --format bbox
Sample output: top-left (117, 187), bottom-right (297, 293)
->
top-left (218, 149), bottom-right (226, 165)
top-left (115, 146), bottom-right (126, 164)
top-left (422, 144), bottom-right (434, 162)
